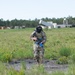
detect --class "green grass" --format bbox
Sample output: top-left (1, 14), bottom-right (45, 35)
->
top-left (0, 28), bottom-right (75, 74)
top-left (0, 28), bottom-right (75, 62)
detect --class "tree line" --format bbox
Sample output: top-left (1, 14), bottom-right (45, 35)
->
top-left (0, 16), bottom-right (75, 28)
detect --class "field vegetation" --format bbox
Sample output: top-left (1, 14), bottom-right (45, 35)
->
top-left (0, 28), bottom-right (75, 75)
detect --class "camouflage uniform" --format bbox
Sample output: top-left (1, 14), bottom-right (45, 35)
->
top-left (30, 30), bottom-right (46, 64)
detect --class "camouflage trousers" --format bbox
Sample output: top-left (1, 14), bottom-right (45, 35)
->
top-left (33, 43), bottom-right (44, 63)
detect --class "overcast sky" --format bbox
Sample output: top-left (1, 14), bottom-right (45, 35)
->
top-left (0, 0), bottom-right (75, 20)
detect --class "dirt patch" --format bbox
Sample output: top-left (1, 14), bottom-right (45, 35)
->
top-left (6, 59), bottom-right (68, 73)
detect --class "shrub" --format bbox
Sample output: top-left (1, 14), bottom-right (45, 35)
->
top-left (0, 53), bottom-right (13, 62)
top-left (59, 47), bottom-right (71, 57)
top-left (57, 56), bottom-right (68, 64)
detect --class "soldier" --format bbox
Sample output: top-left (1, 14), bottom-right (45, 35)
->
top-left (30, 26), bottom-right (47, 64)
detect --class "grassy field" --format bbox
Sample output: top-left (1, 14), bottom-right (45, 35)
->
top-left (0, 28), bottom-right (75, 62)
top-left (0, 28), bottom-right (75, 75)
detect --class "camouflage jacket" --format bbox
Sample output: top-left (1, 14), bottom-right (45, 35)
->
top-left (30, 30), bottom-right (47, 44)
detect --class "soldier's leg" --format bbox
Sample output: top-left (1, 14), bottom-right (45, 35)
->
top-left (36, 50), bottom-right (40, 63)
top-left (39, 47), bottom-right (44, 64)
top-left (33, 44), bottom-right (39, 63)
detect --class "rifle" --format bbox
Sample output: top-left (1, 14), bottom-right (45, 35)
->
top-left (35, 38), bottom-right (43, 48)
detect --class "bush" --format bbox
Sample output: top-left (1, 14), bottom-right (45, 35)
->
top-left (0, 53), bottom-right (13, 62)
top-left (59, 47), bottom-right (71, 57)
top-left (57, 56), bottom-right (68, 64)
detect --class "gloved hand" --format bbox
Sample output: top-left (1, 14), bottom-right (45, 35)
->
top-left (32, 37), bottom-right (37, 41)
top-left (39, 43), bottom-right (43, 47)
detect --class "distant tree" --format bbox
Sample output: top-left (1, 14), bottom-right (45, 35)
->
top-left (67, 16), bottom-right (73, 24)
top-left (5, 20), bottom-right (10, 27)
top-left (0, 16), bottom-right (75, 28)
top-left (0, 18), bottom-right (5, 26)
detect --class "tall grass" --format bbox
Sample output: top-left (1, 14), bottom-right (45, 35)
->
top-left (0, 28), bottom-right (75, 62)
top-left (0, 28), bottom-right (75, 75)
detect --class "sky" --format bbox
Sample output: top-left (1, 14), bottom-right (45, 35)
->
top-left (0, 0), bottom-right (75, 20)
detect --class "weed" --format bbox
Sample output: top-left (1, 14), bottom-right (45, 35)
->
top-left (57, 56), bottom-right (68, 64)
top-left (59, 47), bottom-right (71, 57)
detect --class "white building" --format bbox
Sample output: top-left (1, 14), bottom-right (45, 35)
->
top-left (39, 19), bottom-right (72, 29)
top-left (39, 20), bottom-right (57, 29)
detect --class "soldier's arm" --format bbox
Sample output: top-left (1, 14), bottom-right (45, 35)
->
top-left (41, 32), bottom-right (47, 44)
top-left (30, 31), bottom-right (37, 41)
